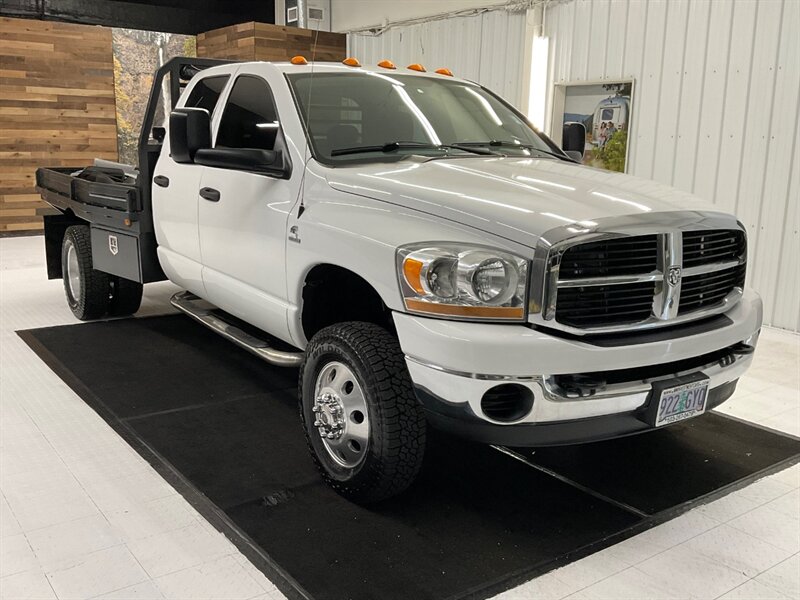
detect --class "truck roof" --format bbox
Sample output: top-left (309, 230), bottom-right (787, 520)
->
top-left (198, 60), bottom-right (473, 84)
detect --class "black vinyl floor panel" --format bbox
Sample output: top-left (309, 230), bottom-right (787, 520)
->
top-left (518, 414), bottom-right (800, 515)
top-left (19, 315), bottom-right (800, 600)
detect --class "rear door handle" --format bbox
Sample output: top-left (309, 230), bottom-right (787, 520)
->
top-left (154, 175), bottom-right (169, 188)
top-left (199, 187), bottom-right (220, 202)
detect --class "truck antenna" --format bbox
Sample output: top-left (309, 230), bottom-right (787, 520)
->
top-left (297, 26), bottom-right (320, 219)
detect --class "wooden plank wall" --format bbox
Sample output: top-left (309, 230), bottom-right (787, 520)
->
top-left (198, 22), bottom-right (346, 62)
top-left (0, 17), bottom-right (117, 234)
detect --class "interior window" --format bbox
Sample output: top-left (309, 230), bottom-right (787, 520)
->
top-left (184, 75), bottom-right (229, 115)
top-left (216, 76), bottom-right (280, 150)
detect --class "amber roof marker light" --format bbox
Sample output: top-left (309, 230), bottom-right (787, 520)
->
top-left (435, 68), bottom-right (454, 76)
top-left (342, 57), bottom-right (361, 67)
top-left (290, 56), bottom-right (308, 65)
top-left (377, 59), bottom-right (396, 69)
top-left (407, 63), bottom-right (426, 72)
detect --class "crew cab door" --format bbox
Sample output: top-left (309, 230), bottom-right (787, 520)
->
top-left (152, 74), bottom-right (229, 293)
top-left (197, 74), bottom-right (297, 340)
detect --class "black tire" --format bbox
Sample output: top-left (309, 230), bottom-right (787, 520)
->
top-left (61, 225), bottom-right (110, 321)
top-left (108, 276), bottom-right (143, 317)
top-left (299, 322), bottom-right (426, 504)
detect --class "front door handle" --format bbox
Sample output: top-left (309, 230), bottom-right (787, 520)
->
top-left (199, 187), bottom-right (220, 202)
top-left (153, 175), bottom-right (169, 188)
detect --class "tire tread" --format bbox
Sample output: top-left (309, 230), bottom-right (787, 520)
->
top-left (62, 225), bottom-right (110, 321)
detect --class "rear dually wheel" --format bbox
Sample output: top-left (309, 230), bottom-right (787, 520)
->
top-left (61, 225), bottom-right (111, 321)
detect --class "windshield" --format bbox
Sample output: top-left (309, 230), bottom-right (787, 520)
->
top-left (287, 72), bottom-right (565, 164)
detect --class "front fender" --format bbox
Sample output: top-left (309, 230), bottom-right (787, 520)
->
top-left (284, 170), bottom-right (528, 348)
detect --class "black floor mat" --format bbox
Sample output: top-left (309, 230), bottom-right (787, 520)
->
top-left (516, 414), bottom-right (800, 515)
top-left (19, 315), bottom-right (800, 600)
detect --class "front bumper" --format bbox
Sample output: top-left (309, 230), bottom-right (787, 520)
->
top-left (394, 289), bottom-right (763, 446)
top-left (415, 380), bottom-right (738, 446)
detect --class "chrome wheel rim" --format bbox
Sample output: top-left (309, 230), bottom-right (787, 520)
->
top-left (66, 242), bottom-right (81, 302)
top-left (313, 361), bottom-right (369, 468)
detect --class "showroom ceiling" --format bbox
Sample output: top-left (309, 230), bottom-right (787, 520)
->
top-left (0, 0), bottom-right (275, 34)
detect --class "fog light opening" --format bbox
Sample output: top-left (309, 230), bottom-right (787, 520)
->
top-left (481, 384), bottom-right (534, 422)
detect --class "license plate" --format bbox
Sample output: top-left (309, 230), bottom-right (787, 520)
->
top-left (654, 379), bottom-right (709, 427)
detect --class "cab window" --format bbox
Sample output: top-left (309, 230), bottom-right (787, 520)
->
top-left (184, 75), bottom-right (230, 115)
top-left (216, 76), bottom-right (280, 150)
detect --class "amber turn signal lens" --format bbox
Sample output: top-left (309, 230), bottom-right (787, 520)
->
top-left (290, 56), bottom-right (308, 65)
top-left (407, 63), bottom-right (426, 72)
top-left (404, 299), bottom-right (525, 320)
top-left (402, 258), bottom-right (425, 294)
top-left (342, 57), bottom-right (361, 67)
top-left (377, 59), bottom-right (396, 69)
top-left (435, 68), bottom-right (453, 76)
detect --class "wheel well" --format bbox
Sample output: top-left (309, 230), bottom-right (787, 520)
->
top-left (301, 264), bottom-right (392, 341)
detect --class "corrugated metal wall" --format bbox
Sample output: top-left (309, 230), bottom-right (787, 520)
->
top-left (348, 8), bottom-right (528, 107)
top-left (545, 0), bottom-right (800, 331)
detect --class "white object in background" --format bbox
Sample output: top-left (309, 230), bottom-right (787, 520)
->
top-left (527, 35), bottom-right (549, 130)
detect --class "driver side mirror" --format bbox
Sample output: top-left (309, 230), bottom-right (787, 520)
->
top-left (561, 122), bottom-right (586, 162)
top-left (169, 108), bottom-right (211, 164)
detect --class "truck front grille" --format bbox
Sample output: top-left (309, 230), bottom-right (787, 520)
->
top-left (548, 228), bottom-right (746, 332)
top-left (559, 235), bottom-right (658, 278)
top-left (679, 264), bottom-right (746, 315)
top-left (683, 230), bottom-right (746, 267)
top-left (556, 281), bottom-right (655, 328)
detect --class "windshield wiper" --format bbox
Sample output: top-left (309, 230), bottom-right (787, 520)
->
top-left (331, 141), bottom-right (495, 157)
top-left (455, 140), bottom-right (573, 161)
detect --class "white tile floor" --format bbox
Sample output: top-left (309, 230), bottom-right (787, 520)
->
top-left (0, 235), bottom-right (798, 600)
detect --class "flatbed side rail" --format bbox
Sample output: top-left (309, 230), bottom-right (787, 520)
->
top-left (36, 167), bottom-right (140, 214)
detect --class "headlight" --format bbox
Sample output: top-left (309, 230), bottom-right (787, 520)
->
top-left (396, 243), bottom-right (529, 321)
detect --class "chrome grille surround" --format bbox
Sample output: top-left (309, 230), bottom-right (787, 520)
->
top-left (527, 212), bottom-right (747, 335)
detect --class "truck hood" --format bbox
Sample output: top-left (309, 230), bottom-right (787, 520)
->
top-left (325, 156), bottom-right (717, 247)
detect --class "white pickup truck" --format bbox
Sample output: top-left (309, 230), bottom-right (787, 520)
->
top-left (36, 57), bottom-right (762, 503)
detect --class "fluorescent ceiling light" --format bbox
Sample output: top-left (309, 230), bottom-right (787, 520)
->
top-left (527, 36), bottom-right (549, 131)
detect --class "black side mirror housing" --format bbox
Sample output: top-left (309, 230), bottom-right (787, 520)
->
top-left (561, 122), bottom-right (586, 159)
top-left (194, 147), bottom-right (291, 179)
top-left (169, 108), bottom-right (211, 163)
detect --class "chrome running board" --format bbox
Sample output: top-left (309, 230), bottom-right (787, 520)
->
top-left (170, 291), bottom-right (304, 368)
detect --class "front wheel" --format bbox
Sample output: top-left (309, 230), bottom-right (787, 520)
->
top-left (299, 322), bottom-right (426, 504)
